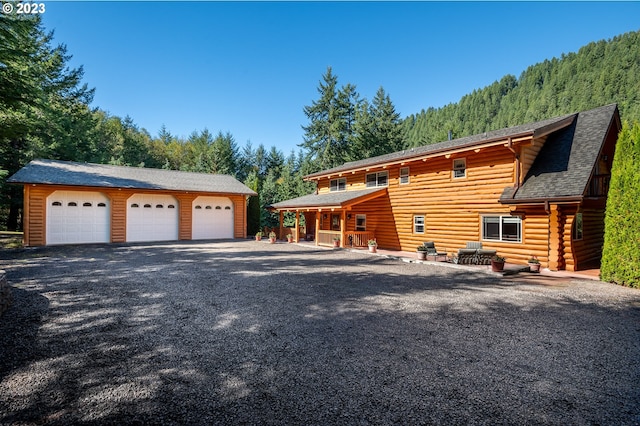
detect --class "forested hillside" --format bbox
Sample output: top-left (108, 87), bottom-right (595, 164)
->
top-left (401, 31), bottom-right (640, 146)
top-left (1, 11), bottom-right (639, 232)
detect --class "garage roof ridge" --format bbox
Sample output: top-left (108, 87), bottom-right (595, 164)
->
top-left (7, 159), bottom-right (258, 196)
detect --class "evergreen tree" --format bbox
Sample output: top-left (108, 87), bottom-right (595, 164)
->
top-left (351, 87), bottom-right (404, 159)
top-left (244, 170), bottom-right (261, 235)
top-left (0, 14), bottom-right (95, 230)
top-left (301, 67), bottom-right (358, 170)
top-left (210, 131), bottom-right (238, 175)
top-left (601, 121), bottom-right (640, 287)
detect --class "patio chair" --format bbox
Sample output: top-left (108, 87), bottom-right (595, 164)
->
top-left (423, 242), bottom-right (448, 261)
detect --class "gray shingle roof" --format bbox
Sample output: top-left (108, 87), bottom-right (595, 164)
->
top-left (270, 188), bottom-right (386, 210)
top-left (305, 110), bottom-right (577, 179)
top-left (501, 104), bottom-right (618, 202)
top-left (7, 159), bottom-right (257, 196)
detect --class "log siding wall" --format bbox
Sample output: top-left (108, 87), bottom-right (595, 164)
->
top-left (316, 144), bottom-right (556, 265)
top-left (22, 184), bottom-right (248, 246)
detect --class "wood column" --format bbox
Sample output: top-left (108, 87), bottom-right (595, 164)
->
top-left (340, 210), bottom-right (345, 248)
top-left (315, 212), bottom-right (320, 246)
top-left (548, 204), bottom-right (565, 271)
top-left (294, 211), bottom-right (300, 243)
top-left (279, 210), bottom-right (284, 240)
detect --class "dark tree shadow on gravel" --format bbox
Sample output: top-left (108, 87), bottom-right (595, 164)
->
top-left (1, 241), bottom-right (639, 425)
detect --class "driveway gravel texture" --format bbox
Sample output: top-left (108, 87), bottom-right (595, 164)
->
top-left (1, 240), bottom-right (639, 425)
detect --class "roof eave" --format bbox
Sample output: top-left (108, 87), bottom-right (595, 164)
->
top-left (499, 195), bottom-right (584, 206)
top-left (303, 131), bottom-right (537, 181)
top-left (271, 188), bottom-right (387, 211)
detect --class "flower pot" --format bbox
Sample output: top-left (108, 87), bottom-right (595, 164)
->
top-left (528, 262), bottom-right (541, 273)
top-left (417, 251), bottom-right (427, 261)
top-left (333, 240), bottom-right (340, 248)
top-left (287, 237), bottom-right (293, 243)
top-left (491, 260), bottom-right (505, 272)
top-left (368, 245), bottom-right (377, 253)
top-left (255, 236), bottom-right (262, 241)
top-left (269, 238), bottom-right (276, 244)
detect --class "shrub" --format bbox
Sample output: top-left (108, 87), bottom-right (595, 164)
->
top-left (601, 121), bottom-right (640, 288)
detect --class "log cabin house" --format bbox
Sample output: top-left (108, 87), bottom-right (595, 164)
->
top-left (8, 159), bottom-right (257, 246)
top-left (271, 104), bottom-right (621, 271)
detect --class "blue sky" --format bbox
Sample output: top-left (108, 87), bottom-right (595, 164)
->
top-left (42, 1), bottom-right (640, 154)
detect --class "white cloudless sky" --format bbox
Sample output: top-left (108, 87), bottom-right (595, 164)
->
top-left (41, 1), bottom-right (640, 154)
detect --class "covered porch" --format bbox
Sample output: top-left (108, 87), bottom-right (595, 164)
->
top-left (270, 188), bottom-right (387, 248)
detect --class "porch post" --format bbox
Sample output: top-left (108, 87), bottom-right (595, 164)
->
top-left (340, 210), bottom-right (345, 248)
top-left (315, 211), bottom-right (320, 247)
top-left (279, 210), bottom-right (284, 240)
top-left (294, 210), bottom-right (300, 243)
top-left (548, 204), bottom-right (565, 271)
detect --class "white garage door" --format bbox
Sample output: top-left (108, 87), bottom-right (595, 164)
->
top-left (46, 191), bottom-right (110, 245)
top-left (126, 194), bottom-right (179, 242)
top-left (192, 196), bottom-right (234, 240)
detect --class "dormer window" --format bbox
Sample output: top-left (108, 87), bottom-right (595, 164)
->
top-left (366, 171), bottom-right (388, 188)
top-left (330, 178), bottom-right (346, 192)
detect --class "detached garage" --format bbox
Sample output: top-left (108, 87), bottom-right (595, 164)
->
top-left (8, 159), bottom-right (257, 247)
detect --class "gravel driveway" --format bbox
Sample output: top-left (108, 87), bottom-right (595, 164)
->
top-left (1, 240), bottom-right (639, 425)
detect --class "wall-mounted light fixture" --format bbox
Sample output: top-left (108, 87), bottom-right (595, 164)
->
top-left (347, 214), bottom-right (352, 220)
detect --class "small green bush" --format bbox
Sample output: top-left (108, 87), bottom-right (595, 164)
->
top-left (601, 121), bottom-right (640, 287)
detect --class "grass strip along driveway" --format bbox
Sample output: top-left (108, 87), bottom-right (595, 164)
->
top-left (1, 241), bottom-right (639, 425)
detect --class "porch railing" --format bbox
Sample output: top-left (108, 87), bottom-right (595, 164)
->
top-left (318, 230), bottom-right (341, 247)
top-left (345, 231), bottom-right (375, 247)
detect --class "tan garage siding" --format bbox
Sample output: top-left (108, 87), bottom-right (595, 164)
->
top-left (231, 194), bottom-right (247, 239)
top-left (107, 190), bottom-right (133, 243)
top-left (23, 185), bottom-right (55, 247)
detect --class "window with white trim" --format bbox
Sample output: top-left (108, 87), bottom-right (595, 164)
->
top-left (355, 214), bottom-right (366, 231)
top-left (366, 171), bottom-right (388, 188)
top-left (399, 167), bottom-right (410, 184)
top-left (330, 178), bottom-right (346, 192)
top-left (413, 215), bottom-right (425, 234)
top-left (453, 158), bottom-right (466, 179)
top-left (482, 215), bottom-right (522, 242)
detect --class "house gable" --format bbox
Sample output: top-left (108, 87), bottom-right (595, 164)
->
top-left (501, 104), bottom-right (619, 203)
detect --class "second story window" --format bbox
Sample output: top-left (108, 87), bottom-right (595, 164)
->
top-left (453, 158), bottom-right (466, 179)
top-left (330, 178), bottom-right (346, 192)
top-left (399, 167), bottom-right (410, 184)
top-left (366, 171), bottom-right (388, 188)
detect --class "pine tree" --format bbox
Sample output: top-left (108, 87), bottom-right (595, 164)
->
top-left (301, 67), bottom-right (358, 170)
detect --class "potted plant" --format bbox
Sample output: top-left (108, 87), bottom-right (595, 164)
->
top-left (332, 236), bottom-right (340, 248)
top-left (368, 239), bottom-right (378, 253)
top-left (528, 256), bottom-right (541, 272)
top-left (491, 255), bottom-right (506, 272)
top-left (416, 245), bottom-right (428, 261)
top-left (286, 234), bottom-right (293, 243)
top-left (268, 231), bottom-right (277, 244)
top-left (255, 231), bottom-right (263, 241)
